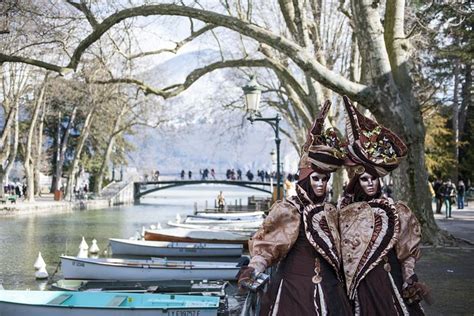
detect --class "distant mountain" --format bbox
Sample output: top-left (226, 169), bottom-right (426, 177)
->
top-left (127, 49), bottom-right (299, 176)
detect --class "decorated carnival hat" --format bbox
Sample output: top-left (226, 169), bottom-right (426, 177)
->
top-left (298, 100), bottom-right (346, 180)
top-left (343, 95), bottom-right (407, 178)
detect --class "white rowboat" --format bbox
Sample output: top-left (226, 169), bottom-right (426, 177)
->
top-left (109, 238), bottom-right (243, 257)
top-left (60, 255), bottom-right (243, 281)
top-left (195, 211), bottom-right (265, 218)
top-left (167, 221), bottom-right (258, 234)
top-left (144, 228), bottom-right (250, 248)
top-left (184, 215), bottom-right (263, 226)
top-left (51, 279), bottom-right (227, 295)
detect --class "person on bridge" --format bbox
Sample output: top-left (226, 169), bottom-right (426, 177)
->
top-left (237, 100), bottom-right (351, 315)
top-left (246, 170), bottom-right (254, 181)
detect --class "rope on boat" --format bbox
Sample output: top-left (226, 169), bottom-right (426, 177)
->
top-left (47, 261), bottom-right (62, 285)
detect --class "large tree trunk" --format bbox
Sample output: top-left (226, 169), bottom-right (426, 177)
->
top-left (458, 63), bottom-right (471, 136)
top-left (34, 95), bottom-right (47, 196)
top-left (391, 99), bottom-right (440, 243)
top-left (3, 100), bottom-right (19, 187)
top-left (51, 105), bottom-right (78, 193)
top-left (94, 137), bottom-right (114, 194)
top-left (0, 106), bottom-right (15, 151)
top-left (94, 104), bottom-right (127, 193)
top-left (23, 73), bottom-right (48, 202)
top-left (65, 107), bottom-right (95, 200)
top-left (451, 61), bottom-right (460, 182)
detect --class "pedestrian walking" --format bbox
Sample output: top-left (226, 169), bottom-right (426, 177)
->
top-left (188, 170), bottom-right (192, 179)
top-left (180, 170), bottom-right (185, 180)
top-left (440, 179), bottom-right (456, 218)
top-left (457, 180), bottom-right (465, 209)
top-left (433, 178), bottom-right (443, 214)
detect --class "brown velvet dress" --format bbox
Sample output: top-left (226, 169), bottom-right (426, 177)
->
top-left (339, 198), bottom-right (424, 316)
top-left (248, 196), bottom-right (352, 316)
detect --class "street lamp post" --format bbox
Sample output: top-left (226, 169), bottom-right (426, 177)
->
top-left (243, 76), bottom-right (282, 200)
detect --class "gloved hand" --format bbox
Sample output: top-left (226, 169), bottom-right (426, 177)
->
top-left (402, 275), bottom-right (433, 305)
top-left (236, 266), bottom-right (255, 293)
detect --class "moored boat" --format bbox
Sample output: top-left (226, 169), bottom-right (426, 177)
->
top-left (109, 238), bottom-right (243, 257)
top-left (184, 215), bottom-right (263, 226)
top-left (194, 211), bottom-right (265, 218)
top-left (144, 228), bottom-right (250, 248)
top-left (0, 290), bottom-right (220, 316)
top-left (167, 221), bottom-right (258, 234)
top-left (60, 255), bottom-right (244, 281)
top-left (51, 279), bottom-right (227, 295)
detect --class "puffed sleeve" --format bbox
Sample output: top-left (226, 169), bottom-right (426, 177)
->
top-left (248, 201), bottom-right (300, 273)
top-left (395, 201), bottom-right (422, 283)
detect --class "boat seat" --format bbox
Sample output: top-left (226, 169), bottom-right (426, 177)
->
top-left (47, 294), bottom-right (72, 305)
top-left (146, 285), bottom-right (159, 292)
top-left (107, 295), bottom-right (127, 307)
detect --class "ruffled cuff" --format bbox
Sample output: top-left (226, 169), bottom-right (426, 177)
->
top-left (248, 256), bottom-right (267, 274)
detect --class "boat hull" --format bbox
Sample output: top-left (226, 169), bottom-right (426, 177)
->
top-left (109, 238), bottom-right (243, 257)
top-left (166, 222), bottom-right (257, 234)
top-left (194, 211), bottom-right (264, 218)
top-left (144, 229), bottom-right (250, 249)
top-left (51, 279), bottom-right (227, 295)
top-left (60, 256), bottom-right (240, 281)
top-left (0, 303), bottom-right (217, 316)
top-left (0, 291), bottom-right (219, 316)
top-left (184, 215), bottom-right (263, 226)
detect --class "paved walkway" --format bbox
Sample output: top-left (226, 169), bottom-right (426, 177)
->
top-left (0, 192), bottom-right (109, 214)
top-left (0, 182), bottom-right (131, 214)
top-left (434, 206), bottom-right (474, 244)
top-left (418, 202), bottom-right (474, 315)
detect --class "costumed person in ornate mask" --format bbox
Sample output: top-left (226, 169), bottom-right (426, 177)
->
top-left (338, 96), bottom-right (430, 316)
top-left (237, 101), bottom-right (352, 316)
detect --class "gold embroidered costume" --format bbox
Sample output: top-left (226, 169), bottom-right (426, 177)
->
top-left (338, 96), bottom-right (426, 315)
top-left (242, 100), bottom-right (352, 316)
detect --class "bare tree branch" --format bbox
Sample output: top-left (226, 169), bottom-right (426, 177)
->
top-left (65, 0), bottom-right (98, 28)
top-left (0, 53), bottom-right (72, 74)
top-left (92, 59), bottom-right (272, 99)
top-left (128, 24), bottom-right (215, 59)
top-left (1, 4), bottom-right (370, 102)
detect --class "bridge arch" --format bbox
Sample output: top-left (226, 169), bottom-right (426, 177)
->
top-left (134, 180), bottom-right (272, 202)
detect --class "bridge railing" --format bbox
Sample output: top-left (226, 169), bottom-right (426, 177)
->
top-left (133, 179), bottom-right (274, 202)
top-left (139, 173), bottom-right (277, 182)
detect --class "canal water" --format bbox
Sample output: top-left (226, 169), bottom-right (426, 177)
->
top-left (0, 185), bottom-right (268, 290)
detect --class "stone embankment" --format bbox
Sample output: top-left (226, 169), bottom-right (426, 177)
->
top-left (0, 181), bottom-right (134, 216)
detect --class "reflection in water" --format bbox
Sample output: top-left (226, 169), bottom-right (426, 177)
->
top-left (37, 280), bottom-right (48, 291)
top-left (0, 185), bottom-right (267, 290)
